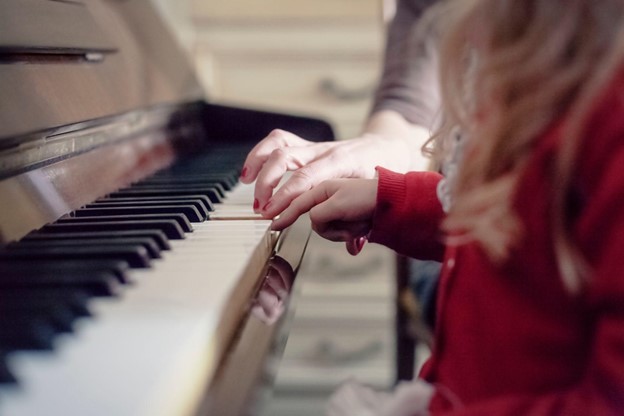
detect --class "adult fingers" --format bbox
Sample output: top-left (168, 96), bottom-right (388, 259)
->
top-left (240, 129), bottom-right (311, 184)
top-left (253, 144), bottom-right (330, 214)
top-left (259, 147), bottom-right (347, 218)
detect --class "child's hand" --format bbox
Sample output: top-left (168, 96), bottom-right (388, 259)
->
top-left (271, 178), bottom-right (378, 253)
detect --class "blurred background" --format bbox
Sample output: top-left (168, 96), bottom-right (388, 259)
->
top-left (150, 1), bottom-right (403, 414)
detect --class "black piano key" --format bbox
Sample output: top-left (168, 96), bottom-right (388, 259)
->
top-left (25, 230), bottom-right (171, 251)
top-left (39, 220), bottom-right (185, 240)
top-left (0, 245), bottom-right (151, 269)
top-left (0, 317), bottom-right (56, 350)
top-left (154, 175), bottom-right (237, 192)
top-left (109, 187), bottom-right (221, 203)
top-left (0, 273), bottom-right (119, 297)
top-left (1, 288), bottom-right (92, 317)
top-left (0, 303), bottom-right (76, 333)
top-left (86, 199), bottom-right (210, 219)
top-left (95, 195), bottom-right (214, 213)
top-left (0, 355), bottom-right (16, 384)
top-left (157, 160), bottom-right (240, 175)
top-left (0, 260), bottom-right (128, 289)
top-left (0, 259), bottom-right (129, 282)
top-left (141, 174), bottom-right (235, 190)
top-left (74, 205), bottom-right (204, 223)
top-left (129, 182), bottom-right (226, 199)
top-left (9, 237), bottom-right (161, 259)
top-left (58, 214), bottom-right (192, 233)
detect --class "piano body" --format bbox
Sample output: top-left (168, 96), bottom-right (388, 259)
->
top-left (0, 0), bottom-right (333, 415)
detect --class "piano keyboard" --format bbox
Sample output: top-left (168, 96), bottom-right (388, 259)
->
top-left (0, 146), bottom-right (282, 416)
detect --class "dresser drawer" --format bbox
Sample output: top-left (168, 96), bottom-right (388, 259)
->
top-left (198, 54), bottom-right (379, 139)
top-left (297, 236), bottom-right (395, 300)
top-left (192, 0), bottom-right (380, 22)
top-left (276, 324), bottom-right (394, 391)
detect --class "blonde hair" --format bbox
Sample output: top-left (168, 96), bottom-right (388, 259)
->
top-left (428, 0), bottom-right (624, 293)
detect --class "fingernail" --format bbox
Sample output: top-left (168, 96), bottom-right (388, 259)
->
top-left (356, 236), bottom-right (366, 252)
top-left (262, 201), bottom-right (272, 212)
top-left (240, 166), bottom-right (248, 179)
top-left (253, 199), bottom-right (259, 210)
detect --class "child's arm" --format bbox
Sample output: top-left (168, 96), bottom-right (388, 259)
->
top-left (271, 167), bottom-right (446, 260)
top-left (369, 167), bottom-right (446, 261)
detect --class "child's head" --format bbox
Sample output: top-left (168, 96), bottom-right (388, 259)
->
top-left (431, 0), bottom-right (624, 291)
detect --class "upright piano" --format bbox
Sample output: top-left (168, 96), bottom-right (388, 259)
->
top-left (0, 1), bottom-right (333, 415)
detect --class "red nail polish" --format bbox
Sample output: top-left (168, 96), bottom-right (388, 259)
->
top-left (240, 166), bottom-right (248, 179)
top-left (356, 236), bottom-right (366, 251)
top-left (253, 199), bottom-right (259, 210)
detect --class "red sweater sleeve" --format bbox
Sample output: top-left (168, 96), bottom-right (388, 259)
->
top-left (368, 166), bottom-right (445, 260)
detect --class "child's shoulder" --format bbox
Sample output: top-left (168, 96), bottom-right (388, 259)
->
top-left (577, 69), bottom-right (624, 176)
top-left (587, 68), bottom-right (624, 142)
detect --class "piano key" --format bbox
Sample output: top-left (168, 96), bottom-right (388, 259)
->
top-left (0, 245), bottom-right (152, 269)
top-left (39, 220), bottom-right (186, 240)
top-left (141, 174), bottom-right (235, 190)
top-left (0, 303), bottom-right (76, 333)
top-left (129, 182), bottom-right (227, 199)
top-left (9, 237), bottom-right (161, 259)
top-left (0, 318), bottom-right (56, 351)
top-left (0, 259), bottom-right (128, 287)
top-left (1, 289), bottom-right (92, 317)
top-left (96, 194), bottom-right (214, 212)
top-left (0, 219), bottom-right (276, 416)
top-left (0, 270), bottom-right (122, 297)
top-left (86, 199), bottom-right (210, 219)
top-left (74, 205), bottom-right (204, 222)
top-left (158, 163), bottom-right (240, 180)
top-left (24, 230), bottom-right (171, 251)
top-left (0, 258), bottom-right (130, 279)
top-left (0, 356), bottom-right (16, 384)
top-left (109, 187), bottom-right (221, 203)
top-left (58, 214), bottom-right (193, 233)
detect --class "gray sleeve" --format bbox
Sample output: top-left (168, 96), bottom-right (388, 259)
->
top-left (371, 0), bottom-right (441, 129)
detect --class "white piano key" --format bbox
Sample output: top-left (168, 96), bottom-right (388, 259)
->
top-left (0, 183), bottom-right (280, 416)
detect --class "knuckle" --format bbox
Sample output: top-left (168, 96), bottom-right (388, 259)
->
top-left (326, 147), bottom-right (356, 176)
top-left (290, 169), bottom-right (315, 189)
top-left (328, 145), bottom-right (349, 160)
top-left (268, 129), bottom-right (288, 143)
top-left (270, 147), bottom-right (288, 160)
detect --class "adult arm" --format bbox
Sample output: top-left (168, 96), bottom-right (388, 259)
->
top-left (240, 0), bottom-right (440, 219)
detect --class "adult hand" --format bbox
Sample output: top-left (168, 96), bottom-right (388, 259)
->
top-left (240, 127), bottom-right (416, 220)
top-left (271, 178), bottom-right (378, 255)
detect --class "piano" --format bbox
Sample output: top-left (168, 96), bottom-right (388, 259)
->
top-left (0, 1), bottom-right (333, 415)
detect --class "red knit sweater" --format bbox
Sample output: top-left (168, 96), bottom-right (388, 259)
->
top-left (369, 75), bottom-right (624, 415)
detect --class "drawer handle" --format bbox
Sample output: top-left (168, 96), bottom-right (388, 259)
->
top-left (307, 338), bottom-right (383, 365)
top-left (318, 78), bottom-right (375, 102)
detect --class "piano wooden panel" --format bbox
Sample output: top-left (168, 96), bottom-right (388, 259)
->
top-left (0, 0), bottom-right (116, 54)
top-left (0, 0), bottom-right (202, 143)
